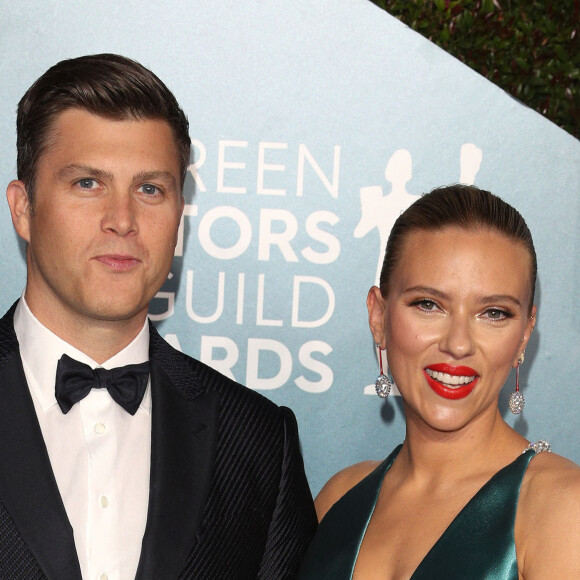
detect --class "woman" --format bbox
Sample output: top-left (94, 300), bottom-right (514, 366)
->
top-left (297, 185), bottom-right (580, 579)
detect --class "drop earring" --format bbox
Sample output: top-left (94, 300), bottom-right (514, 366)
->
top-left (375, 344), bottom-right (392, 399)
top-left (508, 352), bottom-right (525, 414)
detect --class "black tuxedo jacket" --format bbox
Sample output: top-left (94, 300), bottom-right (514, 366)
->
top-left (0, 304), bottom-right (317, 579)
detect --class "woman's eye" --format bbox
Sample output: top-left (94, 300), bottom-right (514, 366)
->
top-left (482, 308), bottom-right (510, 320)
top-left (413, 299), bottom-right (439, 312)
top-left (139, 184), bottom-right (159, 196)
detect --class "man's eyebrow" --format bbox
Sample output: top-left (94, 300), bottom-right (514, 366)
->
top-left (54, 166), bottom-right (178, 189)
top-left (55, 164), bottom-right (113, 181)
top-left (133, 171), bottom-right (177, 188)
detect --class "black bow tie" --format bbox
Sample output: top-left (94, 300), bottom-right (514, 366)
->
top-left (55, 354), bottom-right (150, 415)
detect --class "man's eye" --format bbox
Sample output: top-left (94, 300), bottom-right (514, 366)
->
top-left (139, 184), bottom-right (159, 195)
top-left (78, 178), bottom-right (97, 189)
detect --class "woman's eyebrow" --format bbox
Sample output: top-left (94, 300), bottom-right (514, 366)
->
top-left (479, 294), bottom-right (522, 307)
top-left (401, 287), bottom-right (523, 308)
top-left (401, 286), bottom-right (450, 300)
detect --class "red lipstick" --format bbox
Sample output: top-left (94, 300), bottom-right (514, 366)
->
top-left (427, 363), bottom-right (477, 376)
top-left (424, 364), bottom-right (479, 400)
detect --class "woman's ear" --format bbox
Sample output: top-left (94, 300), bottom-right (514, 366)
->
top-left (367, 286), bottom-right (387, 347)
top-left (513, 305), bottom-right (537, 368)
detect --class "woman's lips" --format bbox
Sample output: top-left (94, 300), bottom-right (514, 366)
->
top-left (427, 363), bottom-right (477, 376)
top-left (93, 254), bottom-right (141, 270)
top-left (424, 363), bottom-right (479, 400)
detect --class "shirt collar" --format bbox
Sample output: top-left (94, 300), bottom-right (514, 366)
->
top-left (14, 294), bottom-right (152, 415)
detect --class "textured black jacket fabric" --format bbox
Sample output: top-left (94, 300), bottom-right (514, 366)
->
top-left (0, 303), bottom-right (317, 579)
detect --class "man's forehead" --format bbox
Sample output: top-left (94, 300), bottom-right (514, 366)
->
top-left (42, 109), bottom-right (179, 159)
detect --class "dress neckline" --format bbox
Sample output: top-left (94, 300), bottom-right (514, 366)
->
top-left (352, 445), bottom-right (537, 580)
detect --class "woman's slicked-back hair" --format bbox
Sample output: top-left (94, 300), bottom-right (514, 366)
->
top-left (379, 184), bottom-right (537, 311)
top-left (17, 53), bottom-right (191, 200)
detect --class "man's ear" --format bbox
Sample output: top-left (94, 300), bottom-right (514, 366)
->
top-left (6, 180), bottom-right (31, 243)
top-left (367, 286), bottom-right (387, 347)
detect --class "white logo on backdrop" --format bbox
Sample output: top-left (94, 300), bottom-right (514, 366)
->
top-left (354, 149), bottom-right (419, 286)
top-left (152, 140), bottom-right (341, 393)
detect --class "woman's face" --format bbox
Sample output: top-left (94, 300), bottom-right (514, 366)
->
top-left (368, 226), bottom-right (536, 433)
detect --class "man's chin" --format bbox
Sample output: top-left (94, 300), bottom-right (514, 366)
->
top-left (81, 300), bottom-right (150, 325)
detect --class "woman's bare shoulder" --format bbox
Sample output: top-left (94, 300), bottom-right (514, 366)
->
top-left (523, 450), bottom-right (580, 497)
top-left (314, 460), bottom-right (382, 522)
top-left (520, 450), bottom-right (580, 517)
top-left (517, 451), bottom-right (580, 577)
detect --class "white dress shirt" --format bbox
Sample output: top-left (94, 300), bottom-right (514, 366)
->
top-left (14, 296), bottom-right (152, 580)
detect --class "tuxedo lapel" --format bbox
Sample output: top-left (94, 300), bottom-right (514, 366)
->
top-left (0, 323), bottom-right (82, 580)
top-left (135, 357), bottom-right (220, 580)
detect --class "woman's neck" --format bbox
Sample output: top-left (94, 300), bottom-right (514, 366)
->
top-left (393, 407), bottom-right (527, 487)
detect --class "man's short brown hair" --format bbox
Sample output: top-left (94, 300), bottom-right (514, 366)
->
top-left (17, 53), bottom-right (191, 201)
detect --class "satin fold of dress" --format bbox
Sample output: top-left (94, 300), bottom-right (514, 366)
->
top-left (297, 444), bottom-right (538, 580)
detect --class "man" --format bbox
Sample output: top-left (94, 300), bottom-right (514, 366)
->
top-left (1, 54), bottom-right (316, 579)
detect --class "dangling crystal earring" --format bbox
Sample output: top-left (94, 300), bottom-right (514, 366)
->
top-left (509, 352), bottom-right (525, 414)
top-left (375, 344), bottom-right (392, 398)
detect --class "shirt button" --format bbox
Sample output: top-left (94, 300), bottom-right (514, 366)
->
top-left (100, 495), bottom-right (109, 508)
top-left (94, 423), bottom-right (106, 435)
top-left (99, 574), bottom-right (108, 580)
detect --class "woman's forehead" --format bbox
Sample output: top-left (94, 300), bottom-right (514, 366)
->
top-left (398, 225), bottom-right (530, 258)
top-left (390, 227), bottom-right (533, 301)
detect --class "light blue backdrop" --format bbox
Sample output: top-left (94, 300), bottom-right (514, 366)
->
top-left (1, 0), bottom-right (578, 495)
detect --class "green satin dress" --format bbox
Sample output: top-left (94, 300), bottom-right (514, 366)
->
top-left (297, 444), bottom-right (539, 579)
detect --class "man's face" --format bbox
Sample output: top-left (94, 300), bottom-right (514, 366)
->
top-left (9, 108), bottom-right (184, 336)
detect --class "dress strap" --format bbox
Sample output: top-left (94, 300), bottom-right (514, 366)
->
top-left (523, 440), bottom-right (551, 454)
